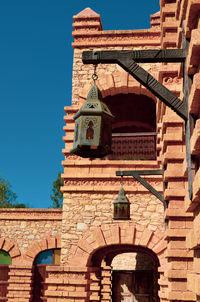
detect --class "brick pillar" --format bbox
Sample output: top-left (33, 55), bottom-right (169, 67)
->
top-left (100, 266), bottom-right (111, 302)
top-left (87, 267), bottom-right (101, 302)
top-left (6, 265), bottom-right (33, 302)
top-left (162, 112), bottom-right (195, 301)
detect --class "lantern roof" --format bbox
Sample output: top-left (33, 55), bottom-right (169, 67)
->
top-left (113, 187), bottom-right (130, 204)
top-left (87, 84), bottom-right (103, 101)
top-left (73, 84), bottom-right (114, 120)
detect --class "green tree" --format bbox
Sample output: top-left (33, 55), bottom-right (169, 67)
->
top-left (50, 172), bottom-right (64, 208)
top-left (0, 176), bottom-right (27, 208)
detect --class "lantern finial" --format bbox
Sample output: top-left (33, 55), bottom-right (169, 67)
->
top-left (113, 182), bottom-right (130, 220)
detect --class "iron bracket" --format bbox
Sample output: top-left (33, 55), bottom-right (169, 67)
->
top-left (82, 29), bottom-right (192, 201)
top-left (116, 170), bottom-right (165, 207)
top-left (82, 49), bottom-right (187, 121)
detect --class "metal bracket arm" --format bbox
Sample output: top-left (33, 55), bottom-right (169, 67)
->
top-left (82, 50), bottom-right (187, 121)
top-left (116, 170), bottom-right (165, 206)
top-left (82, 49), bottom-right (186, 64)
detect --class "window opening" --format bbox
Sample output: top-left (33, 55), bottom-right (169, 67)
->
top-left (103, 93), bottom-right (157, 160)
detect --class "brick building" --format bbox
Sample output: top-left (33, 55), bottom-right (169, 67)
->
top-left (1, 0), bottom-right (200, 301)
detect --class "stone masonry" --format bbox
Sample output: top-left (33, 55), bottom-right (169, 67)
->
top-left (1, 1), bottom-right (200, 301)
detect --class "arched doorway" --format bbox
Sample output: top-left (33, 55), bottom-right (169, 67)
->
top-left (89, 244), bottom-right (160, 302)
top-left (112, 252), bottom-right (158, 302)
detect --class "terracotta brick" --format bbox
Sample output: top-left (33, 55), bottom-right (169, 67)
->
top-left (2, 239), bottom-right (14, 252)
top-left (78, 238), bottom-right (93, 254)
top-left (166, 269), bottom-right (187, 279)
top-left (93, 227), bottom-right (106, 248)
top-left (167, 290), bottom-right (196, 301)
top-left (139, 229), bottom-right (153, 247)
top-left (9, 246), bottom-right (21, 258)
top-left (110, 224), bottom-right (120, 244)
top-left (169, 280), bottom-right (188, 291)
top-left (169, 260), bottom-right (188, 270)
top-left (47, 237), bottom-right (56, 249)
top-left (153, 239), bottom-right (167, 255)
top-left (0, 237), bottom-right (5, 249)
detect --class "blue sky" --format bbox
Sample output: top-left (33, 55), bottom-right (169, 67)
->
top-left (0, 0), bottom-right (160, 208)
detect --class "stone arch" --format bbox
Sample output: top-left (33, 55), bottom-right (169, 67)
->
top-left (25, 235), bottom-right (61, 264)
top-left (68, 223), bottom-right (166, 267)
top-left (68, 223), bottom-right (167, 301)
top-left (78, 70), bottom-right (157, 103)
top-left (0, 237), bottom-right (21, 261)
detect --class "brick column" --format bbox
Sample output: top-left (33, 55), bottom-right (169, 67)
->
top-left (162, 112), bottom-right (195, 302)
top-left (6, 265), bottom-right (33, 302)
top-left (87, 267), bottom-right (101, 302)
top-left (100, 266), bottom-right (112, 302)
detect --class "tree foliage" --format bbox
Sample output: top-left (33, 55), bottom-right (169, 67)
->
top-left (50, 172), bottom-right (64, 208)
top-left (0, 176), bottom-right (27, 208)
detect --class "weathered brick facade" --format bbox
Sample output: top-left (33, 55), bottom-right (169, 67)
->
top-left (1, 1), bottom-right (200, 301)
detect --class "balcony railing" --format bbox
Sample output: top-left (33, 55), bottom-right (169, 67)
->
top-left (108, 132), bottom-right (157, 160)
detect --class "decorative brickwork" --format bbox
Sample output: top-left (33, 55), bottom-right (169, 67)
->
top-left (1, 1), bottom-right (200, 301)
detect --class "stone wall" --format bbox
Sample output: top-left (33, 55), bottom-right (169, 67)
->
top-left (61, 191), bottom-right (164, 263)
top-left (0, 209), bottom-right (62, 265)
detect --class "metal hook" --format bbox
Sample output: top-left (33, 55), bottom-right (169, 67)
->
top-left (120, 176), bottom-right (123, 188)
top-left (92, 64), bottom-right (98, 84)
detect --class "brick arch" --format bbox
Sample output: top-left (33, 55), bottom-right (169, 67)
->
top-left (68, 223), bottom-right (166, 267)
top-left (25, 235), bottom-right (61, 264)
top-left (68, 223), bottom-right (168, 301)
top-left (0, 237), bottom-right (21, 260)
top-left (78, 70), bottom-right (157, 102)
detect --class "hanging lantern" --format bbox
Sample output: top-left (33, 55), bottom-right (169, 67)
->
top-left (70, 71), bottom-right (114, 158)
top-left (113, 185), bottom-right (130, 220)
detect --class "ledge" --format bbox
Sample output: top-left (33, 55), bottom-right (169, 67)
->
top-left (164, 188), bottom-right (186, 200)
top-left (0, 209), bottom-right (62, 221)
top-left (165, 208), bottom-right (193, 219)
top-left (72, 29), bottom-right (160, 49)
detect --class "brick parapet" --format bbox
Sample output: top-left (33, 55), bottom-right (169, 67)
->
top-left (0, 208), bottom-right (62, 220)
top-left (72, 8), bottom-right (160, 49)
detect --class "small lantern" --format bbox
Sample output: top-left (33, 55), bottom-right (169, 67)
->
top-left (113, 187), bottom-right (130, 220)
top-left (70, 73), bottom-right (114, 158)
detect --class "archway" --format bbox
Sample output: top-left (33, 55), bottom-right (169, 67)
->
top-left (90, 244), bottom-right (160, 302)
top-left (112, 252), bottom-right (156, 302)
top-left (25, 236), bottom-right (61, 302)
top-left (0, 238), bottom-right (20, 299)
top-left (68, 223), bottom-right (167, 301)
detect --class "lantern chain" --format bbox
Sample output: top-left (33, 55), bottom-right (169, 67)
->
top-left (120, 176), bottom-right (123, 188)
top-left (92, 64), bottom-right (98, 84)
